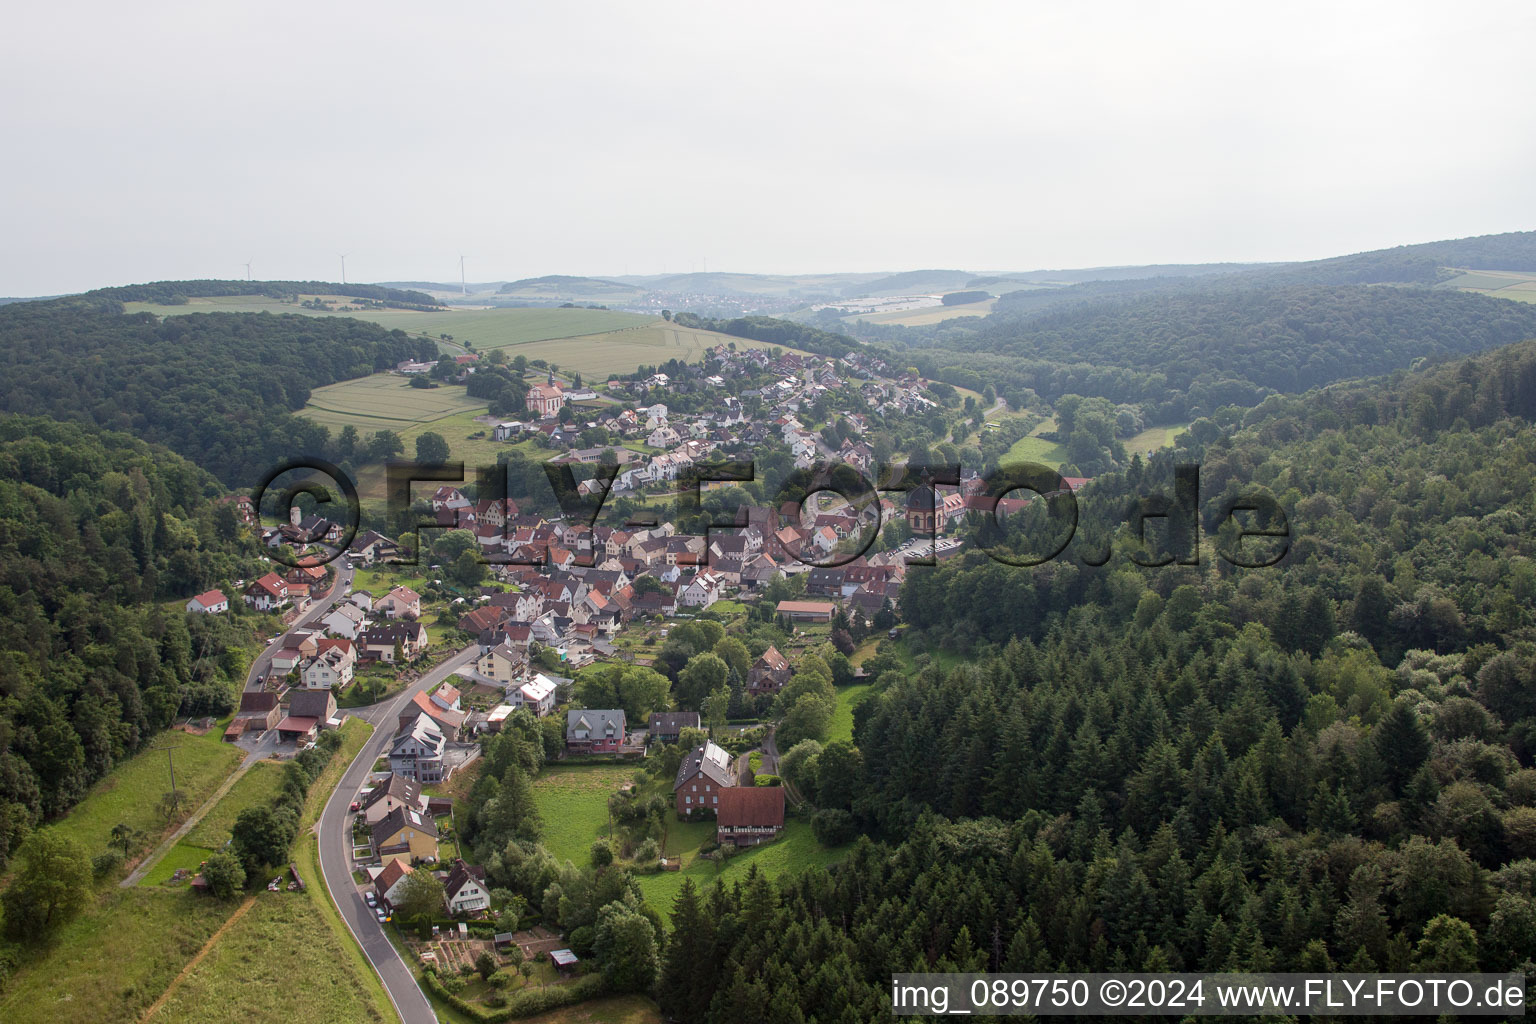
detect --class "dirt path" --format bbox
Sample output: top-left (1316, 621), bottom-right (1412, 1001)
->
top-left (139, 894), bottom-right (258, 1021)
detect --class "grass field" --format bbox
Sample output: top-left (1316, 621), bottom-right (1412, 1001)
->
top-left (848, 298), bottom-right (996, 326)
top-left (46, 728), bottom-right (243, 873)
top-left (829, 683), bottom-right (874, 745)
top-left (1000, 433), bottom-right (1067, 468)
top-left (1123, 422), bottom-right (1189, 455)
top-left (634, 819), bottom-right (844, 916)
top-left (502, 322), bottom-right (783, 378)
top-left (530, 764), bottom-right (640, 866)
top-left (183, 761), bottom-right (285, 849)
top-left (0, 886), bottom-right (232, 1023)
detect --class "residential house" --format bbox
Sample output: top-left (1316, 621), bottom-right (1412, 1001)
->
top-left (186, 589), bottom-right (228, 614)
top-left (360, 621), bottom-right (429, 663)
top-left (674, 741), bottom-right (736, 817)
top-left (244, 573), bottom-right (290, 611)
top-left (443, 859), bottom-right (491, 915)
top-left (301, 641), bottom-right (355, 691)
top-left (565, 708), bottom-right (626, 754)
top-left (321, 601), bottom-right (367, 640)
top-left (646, 711), bottom-right (700, 744)
top-left (373, 858), bottom-right (416, 909)
top-left (389, 716), bottom-right (449, 784)
top-left (476, 642), bottom-right (525, 687)
top-left (371, 805), bottom-right (439, 866)
top-left (360, 774), bottom-right (427, 826)
top-left (676, 570), bottom-right (723, 609)
top-left (747, 646), bottom-right (793, 696)
top-left (430, 684), bottom-right (461, 712)
top-left (376, 586), bottom-right (422, 620)
top-left (509, 674), bottom-right (558, 717)
top-left (399, 691), bottom-right (466, 742)
top-left (717, 786), bottom-right (786, 847)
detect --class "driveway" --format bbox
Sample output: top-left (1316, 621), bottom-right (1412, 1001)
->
top-left (315, 643), bottom-right (479, 1024)
top-left (244, 560), bottom-right (355, 692)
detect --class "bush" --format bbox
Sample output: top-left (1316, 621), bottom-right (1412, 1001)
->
top-left (440, 973), bottom-right (467, 994)
top-left (754, 773), bottom-right (781, 786)
top-left (92, 850), bottom-right (124, 879)
top-left (421, 968), bottom-right (606, 1022)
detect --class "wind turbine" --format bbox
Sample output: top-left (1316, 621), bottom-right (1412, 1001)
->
top-left (243, 260), bottom-right (252, 282)
top-left (459, 254), bottom-right (467, 296)
top-left (339, 253), bottom-right (349, 285)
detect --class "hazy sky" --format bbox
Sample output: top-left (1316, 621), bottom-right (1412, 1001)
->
top-left (3, 0), bottom-right (1534, 295)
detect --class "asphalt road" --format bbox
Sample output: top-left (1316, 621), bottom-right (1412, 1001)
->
top-left (243, 559), bottom-right (355, 692)
top-left (315, 643), bottom-right (478, 1024)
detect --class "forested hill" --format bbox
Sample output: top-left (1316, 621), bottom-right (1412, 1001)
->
top-left (675, 343), bottom-right (1536, 1014)
top-left (906, 284), bottom-right (1536, 416)
top-left (0, 417), bottom-right (265, 867)
top-left (79, 279), bottom-right (438, 307)
top-left (0, 299), bottom-right (436, 484)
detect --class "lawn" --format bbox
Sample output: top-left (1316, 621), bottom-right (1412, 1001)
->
top-left (45, 728), bottom-right (243, 873)
top-left (828, 683), bottom-right (874, 745)
top-left (183, 761), bottom-right (285, 848)
top-left (530, 764), bottom-right (643, 866)
top-left (1000, 433), bottom-right (1067, 469)
top-left (634, 819), bottom-right (845, 918)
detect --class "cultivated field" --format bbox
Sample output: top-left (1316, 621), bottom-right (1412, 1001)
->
top-left (503, 322), bottom-right (785, 378)
top-left (848, 297), bottom-right (996, 326)
top-left (1442, 268), bottom-right (1536, 303)
top-left (299, 374), bottom-right (488, 436)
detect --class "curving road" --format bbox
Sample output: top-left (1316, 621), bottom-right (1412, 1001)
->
top-left (244, 558), bottom-right (355, 692)
top-left (315, 643), bottom-right (479, 1024)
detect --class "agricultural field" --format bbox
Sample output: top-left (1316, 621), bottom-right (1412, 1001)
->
top-left (299, 373), bottom-right (488, 437)
top-left (848, 297), bottom-right (996, 326)
top-left (183, 761), bottom-right (285, 849)
top-left (124, 294), bottom-right (653, 348)
top-left (502, 322), bottom-right (785, 378)
top-left (530, 764), bottom-right (642, 866)
top-left (1441, 268), bottom-right (1536, 303)
top-left (633, 819), bottom-right (845, 916)
top-left (44, 726), bottom-right (244, 872)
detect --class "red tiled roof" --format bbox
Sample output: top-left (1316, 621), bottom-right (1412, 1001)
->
top-left (717, 786), bottom-right (785, 828)
top-left (190, 589), bottom-right (226, 607)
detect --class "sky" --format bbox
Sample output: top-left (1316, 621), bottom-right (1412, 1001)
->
top-left (2, 0), bottom-right (1535, 295)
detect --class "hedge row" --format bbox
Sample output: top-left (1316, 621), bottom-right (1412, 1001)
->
top-left (421, 969), bottom-right (606, 1021)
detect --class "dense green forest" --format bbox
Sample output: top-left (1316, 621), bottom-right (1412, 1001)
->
top-left (0, 299), bottom-right (437, 484)
top-left (900, 286), bottom-right (1536, 417)
top-left (0, 417), bottom-right (262, 866)
top-left (649, 343), bottom-right (1536, 1021)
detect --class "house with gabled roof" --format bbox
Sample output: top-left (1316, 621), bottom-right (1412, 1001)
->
top-left (566, 708), bottom-right (626, 754)
top-left (371, 804), bottom-right (438, 866)
top-left (186, 589), bottom-right (228, 614)
top-left (717, 786), bottom-right (786, 846)
top-left (748, 645), bottom-right (792, 696)
top-left (244, 572), bottom-right (290, 611)
top-left (373, 858), bottom-right (415, 909)
top-left (674, 741), bottom-right (736, 817)
top-left (443, 859), bottom-right (491, 915)
top-left (389, 716), bottom-right (448, 784)
top-left (399, 691), bottom-right (466, 742)
top-left (376, 586), bottom-right (422, 620)
top-left (361, 773), bottom-right (427, 825)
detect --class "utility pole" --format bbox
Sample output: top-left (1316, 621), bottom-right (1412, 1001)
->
top-left (148, 741), bottom-right (182, 817)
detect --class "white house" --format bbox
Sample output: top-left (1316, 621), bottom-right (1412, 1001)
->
top-left (677, 570), bottom-right (723, 609)
top-left (444, 860), bottom-right (491, 916)
top-left (301, 647), bottom-right (354, 691)
top-left (321, 602), bottom-right (366, 640)
top-left (493, 421), bottom-right (527, 441)
top-left (509, 674), bottom-right (558, 717)
top-left (389, 717), bottom-right (447, 784)
top-left (185, 589), bottom-right (228, 614)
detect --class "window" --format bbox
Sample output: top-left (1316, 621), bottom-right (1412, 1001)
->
top-left (685, 796), bottom-right (691, 804)
top-left (713, 796), bottom-right (718, 804)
